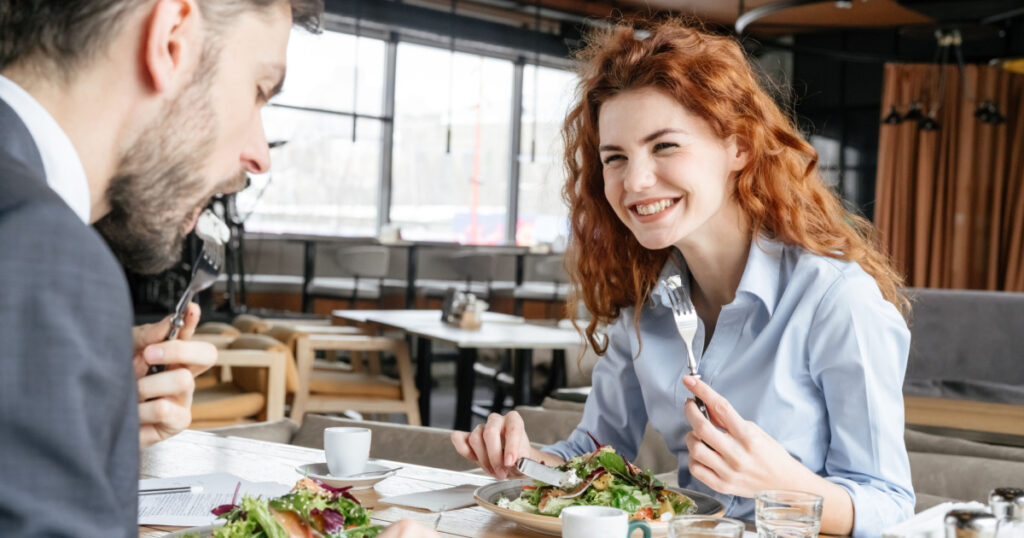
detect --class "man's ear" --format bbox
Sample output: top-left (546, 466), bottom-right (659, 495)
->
top-left (142, 0), bottom-right (200, 93)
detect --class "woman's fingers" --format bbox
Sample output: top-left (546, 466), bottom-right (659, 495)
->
top-left (502, 411), bottom-right (528, 467)
top-left (684, 376), bottom-right (749, 437)
top-left (466, 425), bottom-right (495, 476)
top-left (451, 431), bottom-right (478, 463)
top-left (483, 414), bottom-right (511, 478)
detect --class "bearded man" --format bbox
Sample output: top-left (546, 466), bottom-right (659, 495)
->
top-left (0, 0), bottom-right (319, 535)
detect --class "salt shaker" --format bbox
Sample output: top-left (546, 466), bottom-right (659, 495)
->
top-left (945, 509), bottom-right (999, 538)
top-left (990, 488), bottom-right (1024, 537)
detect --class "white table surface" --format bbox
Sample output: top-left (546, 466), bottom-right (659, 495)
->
top-left (332, 309), bottom-right (581, 350)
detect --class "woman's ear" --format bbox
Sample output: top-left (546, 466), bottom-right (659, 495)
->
top-left (141, 0), bottom-right (200, 93)
top-left (726, 134), bottom-right (751, 173)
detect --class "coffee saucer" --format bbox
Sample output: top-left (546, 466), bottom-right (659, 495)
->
top-left (295, 461), bottom-right (400, 489)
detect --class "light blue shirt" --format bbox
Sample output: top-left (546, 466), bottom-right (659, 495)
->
top-left (543, 236), bottom-right (914, 536)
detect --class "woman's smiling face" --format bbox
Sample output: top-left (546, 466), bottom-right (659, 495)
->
top-left (598, 87), bottom-right (748, 251)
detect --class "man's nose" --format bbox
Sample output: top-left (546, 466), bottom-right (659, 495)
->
top-left (240, 116), bottom-right (270, 175)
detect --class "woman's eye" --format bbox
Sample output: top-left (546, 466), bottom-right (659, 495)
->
top-left (602, 154), bottom-right (624, 165)
top-left (653, 142), bottom-right (677, 151)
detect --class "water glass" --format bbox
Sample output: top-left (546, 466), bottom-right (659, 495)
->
top-left (668, 515), bottom-right (745, 537)
top-left (755, 490), bottom-right (823, 538)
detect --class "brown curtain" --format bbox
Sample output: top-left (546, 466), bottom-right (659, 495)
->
top-left (875, 63), bottom-right (1024, 290)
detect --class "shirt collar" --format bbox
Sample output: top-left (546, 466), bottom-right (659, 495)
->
top-left (0, 75), bottom-right (91, 224)
top-left (649, 235), bottom-right (783, 315)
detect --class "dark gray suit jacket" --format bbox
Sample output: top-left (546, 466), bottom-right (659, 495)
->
top-left (0, 98), bottom-right (138, 536)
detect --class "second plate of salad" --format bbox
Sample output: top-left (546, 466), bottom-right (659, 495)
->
top-left (473, 446), bottom-right (724, 536)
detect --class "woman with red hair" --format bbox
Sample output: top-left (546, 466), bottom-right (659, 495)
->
top-left (453, 19), bottom-right (914, 535)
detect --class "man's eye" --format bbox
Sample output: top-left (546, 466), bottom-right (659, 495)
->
top-left (653, 142), bottom-right (677, 151)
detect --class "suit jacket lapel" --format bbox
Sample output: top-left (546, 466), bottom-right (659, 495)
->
top-left (0, 97), bottom-right (46, 181)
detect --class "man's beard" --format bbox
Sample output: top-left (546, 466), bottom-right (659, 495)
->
top-left (95, 48), bottom-right (222, 275)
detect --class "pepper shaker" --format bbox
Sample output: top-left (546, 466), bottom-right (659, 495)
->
top-left (990, 488), bottom-right (1024, 537)
top-left (945, 509), bottom-right (999, 538)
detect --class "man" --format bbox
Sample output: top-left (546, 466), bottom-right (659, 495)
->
top-left (0, 1), bottom-right (435, 536)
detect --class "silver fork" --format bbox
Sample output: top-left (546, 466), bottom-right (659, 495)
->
top-left (662, 274), bottom-right (710, 421)
top-left (147, 212), bottom-right (226, 375)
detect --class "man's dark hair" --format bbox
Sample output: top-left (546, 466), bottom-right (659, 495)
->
top-left (0, 0), bottom-right (323, 75)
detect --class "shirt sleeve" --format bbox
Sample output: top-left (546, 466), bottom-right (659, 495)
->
top-left (807, 270), bottom-right (915, 537)
top-left (542, 308), bottom-right (650, 462)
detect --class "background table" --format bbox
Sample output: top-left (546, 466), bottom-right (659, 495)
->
top-left (332, 310), bottom-right (583, 430)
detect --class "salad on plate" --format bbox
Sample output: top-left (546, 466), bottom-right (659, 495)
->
top-left (207, 477), bottom-right (382, 538)
top-left (497, 442), bottom-right (697, 521)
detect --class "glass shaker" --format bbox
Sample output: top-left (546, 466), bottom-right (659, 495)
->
top-left (990, 488), bottom-right (1024, 537)
top-left (944, 509), bottom-right (999, 538)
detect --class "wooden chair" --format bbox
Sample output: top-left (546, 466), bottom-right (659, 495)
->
top-left (190, 334), bottom-right (289, 429)
top-left (191, 322), bottom-right (242, 389)
top-left (232, 313), bottom-right (271, 334)
top-left (265, 325), bottom-right (420, 426)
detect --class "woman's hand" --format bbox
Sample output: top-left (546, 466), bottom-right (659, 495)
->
top-left (682, 375), bottom-right (813, 498)
top-left (133, 303), bottom-right (217, 448)
top-left (682, 376), bottom-right (854, 534)
top-left (450, 411), bottom-right (563, 479)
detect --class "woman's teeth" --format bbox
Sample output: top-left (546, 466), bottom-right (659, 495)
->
top-left (635, 199), bottom-right (676, 216)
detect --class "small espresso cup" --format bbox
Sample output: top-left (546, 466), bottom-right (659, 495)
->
top-left (323, 427), bottom-right (371, 477)
top-left (560, 506), bottom-right (652, 538)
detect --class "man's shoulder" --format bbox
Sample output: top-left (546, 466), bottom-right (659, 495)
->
top-left (0, 162), bottom-right (124, 288)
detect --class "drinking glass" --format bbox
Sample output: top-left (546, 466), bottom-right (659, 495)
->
top-left (755, 490), bottom-right (823, 538)
top-left (668, 515), bottom-right (745, 537)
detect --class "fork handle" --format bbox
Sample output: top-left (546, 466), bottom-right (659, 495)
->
top-left (694, 396), bottom-right (710, 421)
top-left (146, 287), bottom-right (195, 375)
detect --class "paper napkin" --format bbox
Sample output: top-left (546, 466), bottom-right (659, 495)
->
top-left (379, 484), bottom-right (479, 512)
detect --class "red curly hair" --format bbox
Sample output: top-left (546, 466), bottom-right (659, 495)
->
top-left (563, 19), bottom-right (908, 355)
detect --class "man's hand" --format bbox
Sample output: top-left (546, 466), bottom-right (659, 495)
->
top-left (133, 303), bottom-right (216, 448)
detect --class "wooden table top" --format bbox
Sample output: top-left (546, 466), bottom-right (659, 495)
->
top-left (138, 430), bottom-right (541, 537)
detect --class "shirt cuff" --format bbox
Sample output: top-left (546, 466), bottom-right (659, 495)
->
top-left (825, 475), bottom-right (915, 537)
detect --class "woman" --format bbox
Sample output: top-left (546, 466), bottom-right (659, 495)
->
top-left (451, 19), bottom-right (914, 536)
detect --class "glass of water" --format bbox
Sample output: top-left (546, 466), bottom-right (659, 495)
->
top-left (755, 490), bottom-right (823, 537)
top-left (669, 515), bottom-right (745, 537)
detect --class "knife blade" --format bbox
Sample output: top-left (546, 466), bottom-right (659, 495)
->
top-left (515, 458), bottom-right (580, 489)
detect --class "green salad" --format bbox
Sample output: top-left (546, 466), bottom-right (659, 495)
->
top-left (210, 477), bottom-right (382, 538)
top-left (497, 444), bottom-right (697, 521)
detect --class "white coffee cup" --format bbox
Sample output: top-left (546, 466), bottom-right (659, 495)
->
top-left (323, 427), bottom-right (371, 477)
top-left (560, 506), bottom-right (652, 538)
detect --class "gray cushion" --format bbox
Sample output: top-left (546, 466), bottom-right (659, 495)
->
top-left (905, 287), bottom-right (1024, 388)
top-left (202, 418), bottom-right (299, 445)
top-left (291, 414), bottom-right (474, 472)
top-left (903, 378), bottom-right (1024, 405)
top-left (905, 428), bottom-right (1024, 462)
top-left (909, 451), bottom-right (1024, 503)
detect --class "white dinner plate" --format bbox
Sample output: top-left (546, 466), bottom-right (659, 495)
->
top-left (474, 478), bottom-right (725, 536)
top-left (294, 461), bottom-right (399, 489)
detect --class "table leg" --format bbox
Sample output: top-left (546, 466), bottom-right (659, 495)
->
top-left (415, 336), bottom-right (433, 427)
top-left (454, 347), bottom-right (478, 431)
top-left (301, 240), bottom-right (315, 313)
top-left (405, 245), bottom-right (417, 308)
top-left (543, 348), bottom-right (567, 398)
top-left (512, 349), bottom-right (533, 406)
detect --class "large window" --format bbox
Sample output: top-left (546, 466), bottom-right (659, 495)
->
top-left (237, 30), bottom-right (386, 236)
top-left (391, 43), bottom-right (513, 244)
top-left (516, 64), bottom-right (577, 247)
